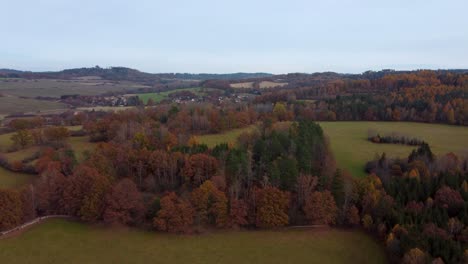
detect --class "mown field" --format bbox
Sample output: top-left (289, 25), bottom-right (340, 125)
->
top-left (198, 125), bottom-right (259, 148)
top-left (0, 78), bottom-right (152, 115)
top-left (0, 167), bottom-right (34, 188)
top-left (319, 122), bottom-right (468, 177)
top-left (131, 87), bottom-right (220, 104)
top-left (0, 97), bottom-right (68, 115)
top-left (230, 81), bottom-right (287, 89)
top-left (199, 122), bottom-right (468, 177)
top-left (0, 219), bottom-right (386, 264)
top-left (0, 78), bottom-right (147, 98)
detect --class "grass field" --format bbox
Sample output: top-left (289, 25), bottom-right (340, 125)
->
top-left (131, 87), bottom-right (220, 104)
top-left (199, 122), bottom-right (468, 177)
top-left (0, 78), bottom-right (147, 98)
top-left (0, 97), bottom-right (68, 115)
top-left (319, 122), bottom-right (468, 177)
top-left (68, 136), bottom-right (97, 161)
top-left (0, 132), bottom-right (13, 152)
top-left (0, 167), bottom-right (35, 188)
top-left (259, 81), bottom-right (288, 88)
top-left (3, 146), bottom-right (40, 162)
top-left (0, 219), bottom-right (386, 264)
top-left (230, 81), bottom-right (287, 89)
top-left (199, 125), bottom-right (259, 147)
top-left (76, 106), bottom-right (136, 112)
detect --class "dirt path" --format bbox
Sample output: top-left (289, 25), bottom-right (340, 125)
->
top-left (0, 215), bottom-right (72, 239)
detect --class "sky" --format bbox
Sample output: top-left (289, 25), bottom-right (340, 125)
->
top-left (1, 0), bottom-right (467, 74)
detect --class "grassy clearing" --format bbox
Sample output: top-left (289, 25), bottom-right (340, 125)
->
top-left (3, 147), bottom-right (40, 162)
top-left (0, 167), bottom-right (34, 188)
top-left (199, 121), bottom-right (468, 178)
top-left (68, 136), bottom-right (96, 161)
top-left (131, 87), bottom-right (219, 104)
top-left (0, 132), bottom-right (13, 152)
top-left (259, 81), bottom-right (288, 88)
top-left (230, 81), bottom-right (288, 89)
top-left (0, 219), bottom-right (386, 264)
top-left (198, 125), bottom-right (259, 148)
top-left (318, 122), bottom-right (468, 177)
top-left (230, 82), bottom-right (254, 88)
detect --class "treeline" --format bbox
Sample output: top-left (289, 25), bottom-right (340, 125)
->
top-left (368, 130), bottom-right (426, 146)
top-left (254, 71), bottom-right (468, 126)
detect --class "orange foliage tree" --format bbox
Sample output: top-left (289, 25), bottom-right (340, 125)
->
top-left (304, 190), bottom-right (338, 225)
top-left (103, 178), bottom-right (144, 225)
top-left (0, 188), bottom-right (22, 231)
top-left (254, 186), bottom-right (290, 228)
top-left (191, 180), bottom-right (228, 227)
top-left (153, 192), bottom-right (194, 233)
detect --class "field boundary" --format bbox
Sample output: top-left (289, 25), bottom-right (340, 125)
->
top-left (0, 215), bottom-right (71, 238)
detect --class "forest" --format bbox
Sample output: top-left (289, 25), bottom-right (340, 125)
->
top-left (0, 69), bottom-right (467, 263)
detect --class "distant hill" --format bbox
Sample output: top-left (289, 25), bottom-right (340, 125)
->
top-left (0, 66), bottom-right (273, 82)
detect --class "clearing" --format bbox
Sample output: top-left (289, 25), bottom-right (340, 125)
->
top-left (130, 87), bottom-right (220, 104)
top-left (199, 122), bottom-right (468, 177)
top-left (319, 122), bottom-right (468, 177)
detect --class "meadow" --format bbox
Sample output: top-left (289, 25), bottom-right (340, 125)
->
top-left (0, 97), bottom-right (68, 115)
top-left (230, 81), bottom-right (287, 89)
top-left (131, 87), bottom-right (220, 104)
top-left (0, 167), bottom-right (34, 188)
top-left (0, 219), bottom-right (386, 264)
top-left (319, 122), bottom-right (468, 177)
top-left (0, 78), bottom-right (147, 98)
top-left (199, 121), bottom-right (468, 177)
top-left (198, 125), bottom-right (259, 148)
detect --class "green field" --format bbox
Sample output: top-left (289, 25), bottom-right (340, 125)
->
top-left (68, 136), bottom-right (97, 161)
top-left (0, 166), bottom-right (35, 188)
top-left (0, 132), bottom-right (13, 152)
top-left (199, 122), bottom-right (468, 177)
top-left (131, 87), bottom-right (220, 104)
top-left (3, 146), bottom-right (40, 162)
top-left (0, 219), bottom-right (386, 264)
top-left (319, 122), bottom-right (468, 177)
top-left (199, 125), bottom-right (259, 148)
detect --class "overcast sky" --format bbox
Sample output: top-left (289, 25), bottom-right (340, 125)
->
top-left (1, 0), bottom-right (467, 74)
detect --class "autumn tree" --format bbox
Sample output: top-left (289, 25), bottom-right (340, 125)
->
top-left (402, 248), bottom-right (428, 264)
top-left (304, 191), bottom-right (338, 225)
top-left (344, 205), bottom-right (360, 226)
top-left (103, 178), bottom-right (144, 225)
top-left (35, 166), bottom-right (68, 214)
top-left (44, 126), bottom-right (70, 143)
top-left (0, 188), bottom-right (22, 231)
top-left (254, 186), bottom-right (290, 228)
top-left (153, 192), bottom-right (194, 233)
top-left (19, 185), bottom-right (36, 222)
top-left (11, 129), bottom-right (33, 149)
top-left (228, 199), bottom-right (248, 228)
top-left (182, 153), bottom-right (218, 186)
top-left (191, 180), bottom-right (228, 227)
top-left (62, 165), bottom-right (111, 222)
top-left (434, 186), bottom-right (464, 215)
